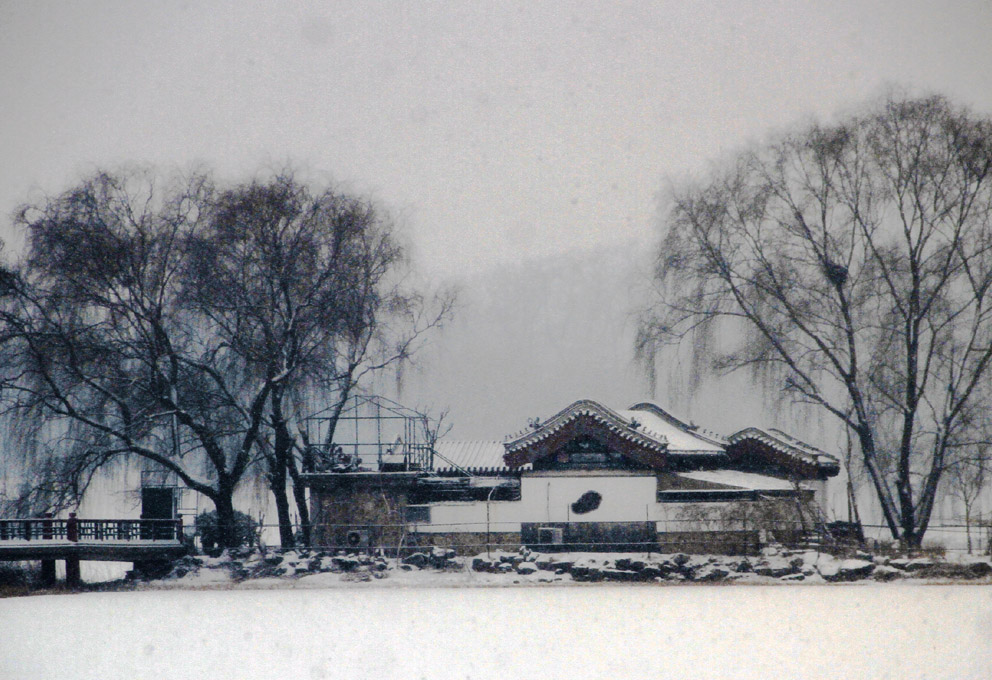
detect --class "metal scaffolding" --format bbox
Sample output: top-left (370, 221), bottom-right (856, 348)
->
top-left (304, 395), bottom-right (435, 472)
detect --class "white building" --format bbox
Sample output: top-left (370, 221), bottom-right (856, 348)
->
top-left (305, 400), bottom-right (841, 554)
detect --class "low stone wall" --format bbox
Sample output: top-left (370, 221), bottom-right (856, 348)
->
top-left (467, 545), bottom-right (992, 584)
top-left (406, 531), bottom-right (521, 555)
top-left (658, 531), bottom-right (760, 556)
top-left (400, 529), bottom-right (763, 556)
top-left (144, 545), bottom-right (992, 587)
top-left (521, 521), bottom-right (655, 552)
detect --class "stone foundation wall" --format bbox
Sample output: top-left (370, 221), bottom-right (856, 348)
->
top-left (521, 521), bottom-right (656, 552)
top-left (657, 531), bottom-right (760, 556)
top-left (398, 529), bottom-right (763, 556)
top-left (406, 531), bottom-right (522, 555)
top-left (312, 486), bottom-right (409, 550)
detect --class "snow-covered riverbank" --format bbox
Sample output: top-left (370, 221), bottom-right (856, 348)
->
top-left (133, 543), bottom-right (992, 590)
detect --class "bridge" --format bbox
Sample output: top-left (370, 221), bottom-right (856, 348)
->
top-left (0, 513), bottom-right (188, 586)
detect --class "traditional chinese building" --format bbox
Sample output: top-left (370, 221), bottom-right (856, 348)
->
top-left (303, 400), bottom-right (840, 555)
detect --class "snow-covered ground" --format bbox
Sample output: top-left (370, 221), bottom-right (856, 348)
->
top-left (3, 546), bottom-right (990, 678)
top-left (1, 585), bottom-right (990, 679)
top-left (132, 544), bottom-right (992, 588)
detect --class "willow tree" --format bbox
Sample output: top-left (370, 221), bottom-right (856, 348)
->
top-left (188, 173), bottom-right (452, 547)
top-left (0, 169), bottom-right (452, 550)
top-left (0, 169), bottom-right (268, 548)
top-left (639, 94), bottom-right (992, 548)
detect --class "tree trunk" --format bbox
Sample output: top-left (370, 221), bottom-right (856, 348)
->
top-left (965, 505), bottom-right (973, 555)
top-left (213, 489), bottom-right (240, 550)
top-left (269, 387), bottom-right (296, 548)
top-left (321, 381), bottom-right (356, 450)
top-left (287, 454), bottom-right (311, 547)
top-left (855, 427), bottom-right (903, 541)
top-left (266, 442), bottom-right (295, 549)
top-left (268, 461), bottom-right (295, 549)
top-left (901, 527), bottom-right (923, 551)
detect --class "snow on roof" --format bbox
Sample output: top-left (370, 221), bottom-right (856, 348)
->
top-left (433, 441), bottom-right (526, 472)
top-left (502, 400), bottom-right (672, 462)
top-left (728, 427), bottom-right (840, 474)
top-left (677, 470), bottom-right (799, 491)
top-left (619, 403), bottom-right (726, 454)
top-left (766, 428), bottom-right (839, 467)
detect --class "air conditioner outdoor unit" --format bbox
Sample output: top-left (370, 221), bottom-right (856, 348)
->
top-left (537, 527), bottom-right (563, 545)
top-left (345, 529), bottom-right (371, 548)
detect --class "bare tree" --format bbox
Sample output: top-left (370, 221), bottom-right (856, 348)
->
top-left (185, 173), bottom-right (454, 547)
top-left (0, 169), bottom-right (276, 547)
top-left (945, 429), bottom-right (991, 553)
top-left (639, 94), bottom-right (992, 548)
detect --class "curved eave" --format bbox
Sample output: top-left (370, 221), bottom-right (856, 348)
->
top-left (727, 427), bottom-right (840, 478)
top-left (502, 400), bottom-right (669, 469)
top-left (504, 400), bottom-right (668, 453)
top-left (666, 450), bottom-right (728, 459)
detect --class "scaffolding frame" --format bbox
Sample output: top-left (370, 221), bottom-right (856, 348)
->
top-left (304, 394), bottom-right (435, 472)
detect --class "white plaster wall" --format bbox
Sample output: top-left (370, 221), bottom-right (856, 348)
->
top-left (807, 479), bottom-right (828, 510)
top-left (413, 473), bottom-right (659, 533)
top-left (520, 474), bottom-right (657, 523)
top-left (414, 475), bottom-right (820, 536)
top-left (414, 501), bottom-right (517, 534)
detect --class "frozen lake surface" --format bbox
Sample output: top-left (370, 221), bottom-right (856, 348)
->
top-left (1, 584), bottom-right (990, 679)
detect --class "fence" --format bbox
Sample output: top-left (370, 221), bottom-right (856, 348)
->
top-left (0, 514), bottom-right (184, 543)
top-left (192, 516), bottom-right (851, 556)
top-left (857, 521), bottom-right (992, 555)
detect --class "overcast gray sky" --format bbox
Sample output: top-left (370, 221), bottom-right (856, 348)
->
top-left (4, 1), bottom-right (992, 276)
top-left (2, 1), bottom-right (992, 441)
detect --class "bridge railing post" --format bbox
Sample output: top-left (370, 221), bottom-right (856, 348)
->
top-left (67, 512), bottom-right (78, 542)
top-left (42, 513), bottom-right (53, 540)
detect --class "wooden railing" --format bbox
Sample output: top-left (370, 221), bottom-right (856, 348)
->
top-left (0, 513), bottom-right (183, 543)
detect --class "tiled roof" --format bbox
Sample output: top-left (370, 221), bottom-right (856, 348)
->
top-left (677, 470), bottom-right (800, 492)
top-left (503, 399), bottom-right (669, 455)
top-left (620, 403), bottom-right (726, 453)
top-left (433, 440), bottom-right (527, 473)
top-left (727, 427), bottom-right (840, 476)
top-left (431, 402), bottom-right (838, 480)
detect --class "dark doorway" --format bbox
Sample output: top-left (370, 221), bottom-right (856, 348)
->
top-left (141, 487), bottom-right (175, 539)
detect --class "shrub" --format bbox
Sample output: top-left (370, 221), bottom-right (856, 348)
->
top-left (194, 510), bottom-right (257, 552)
top-left (0, 562), bottom-right (40, 596)
top-left (0, 562), bottom-right (38, 587)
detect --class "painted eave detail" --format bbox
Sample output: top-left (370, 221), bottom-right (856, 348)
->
top-left (727, 427), bottom-right (840, 476)
top-left (502, 399), bottom-right (669, 459)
